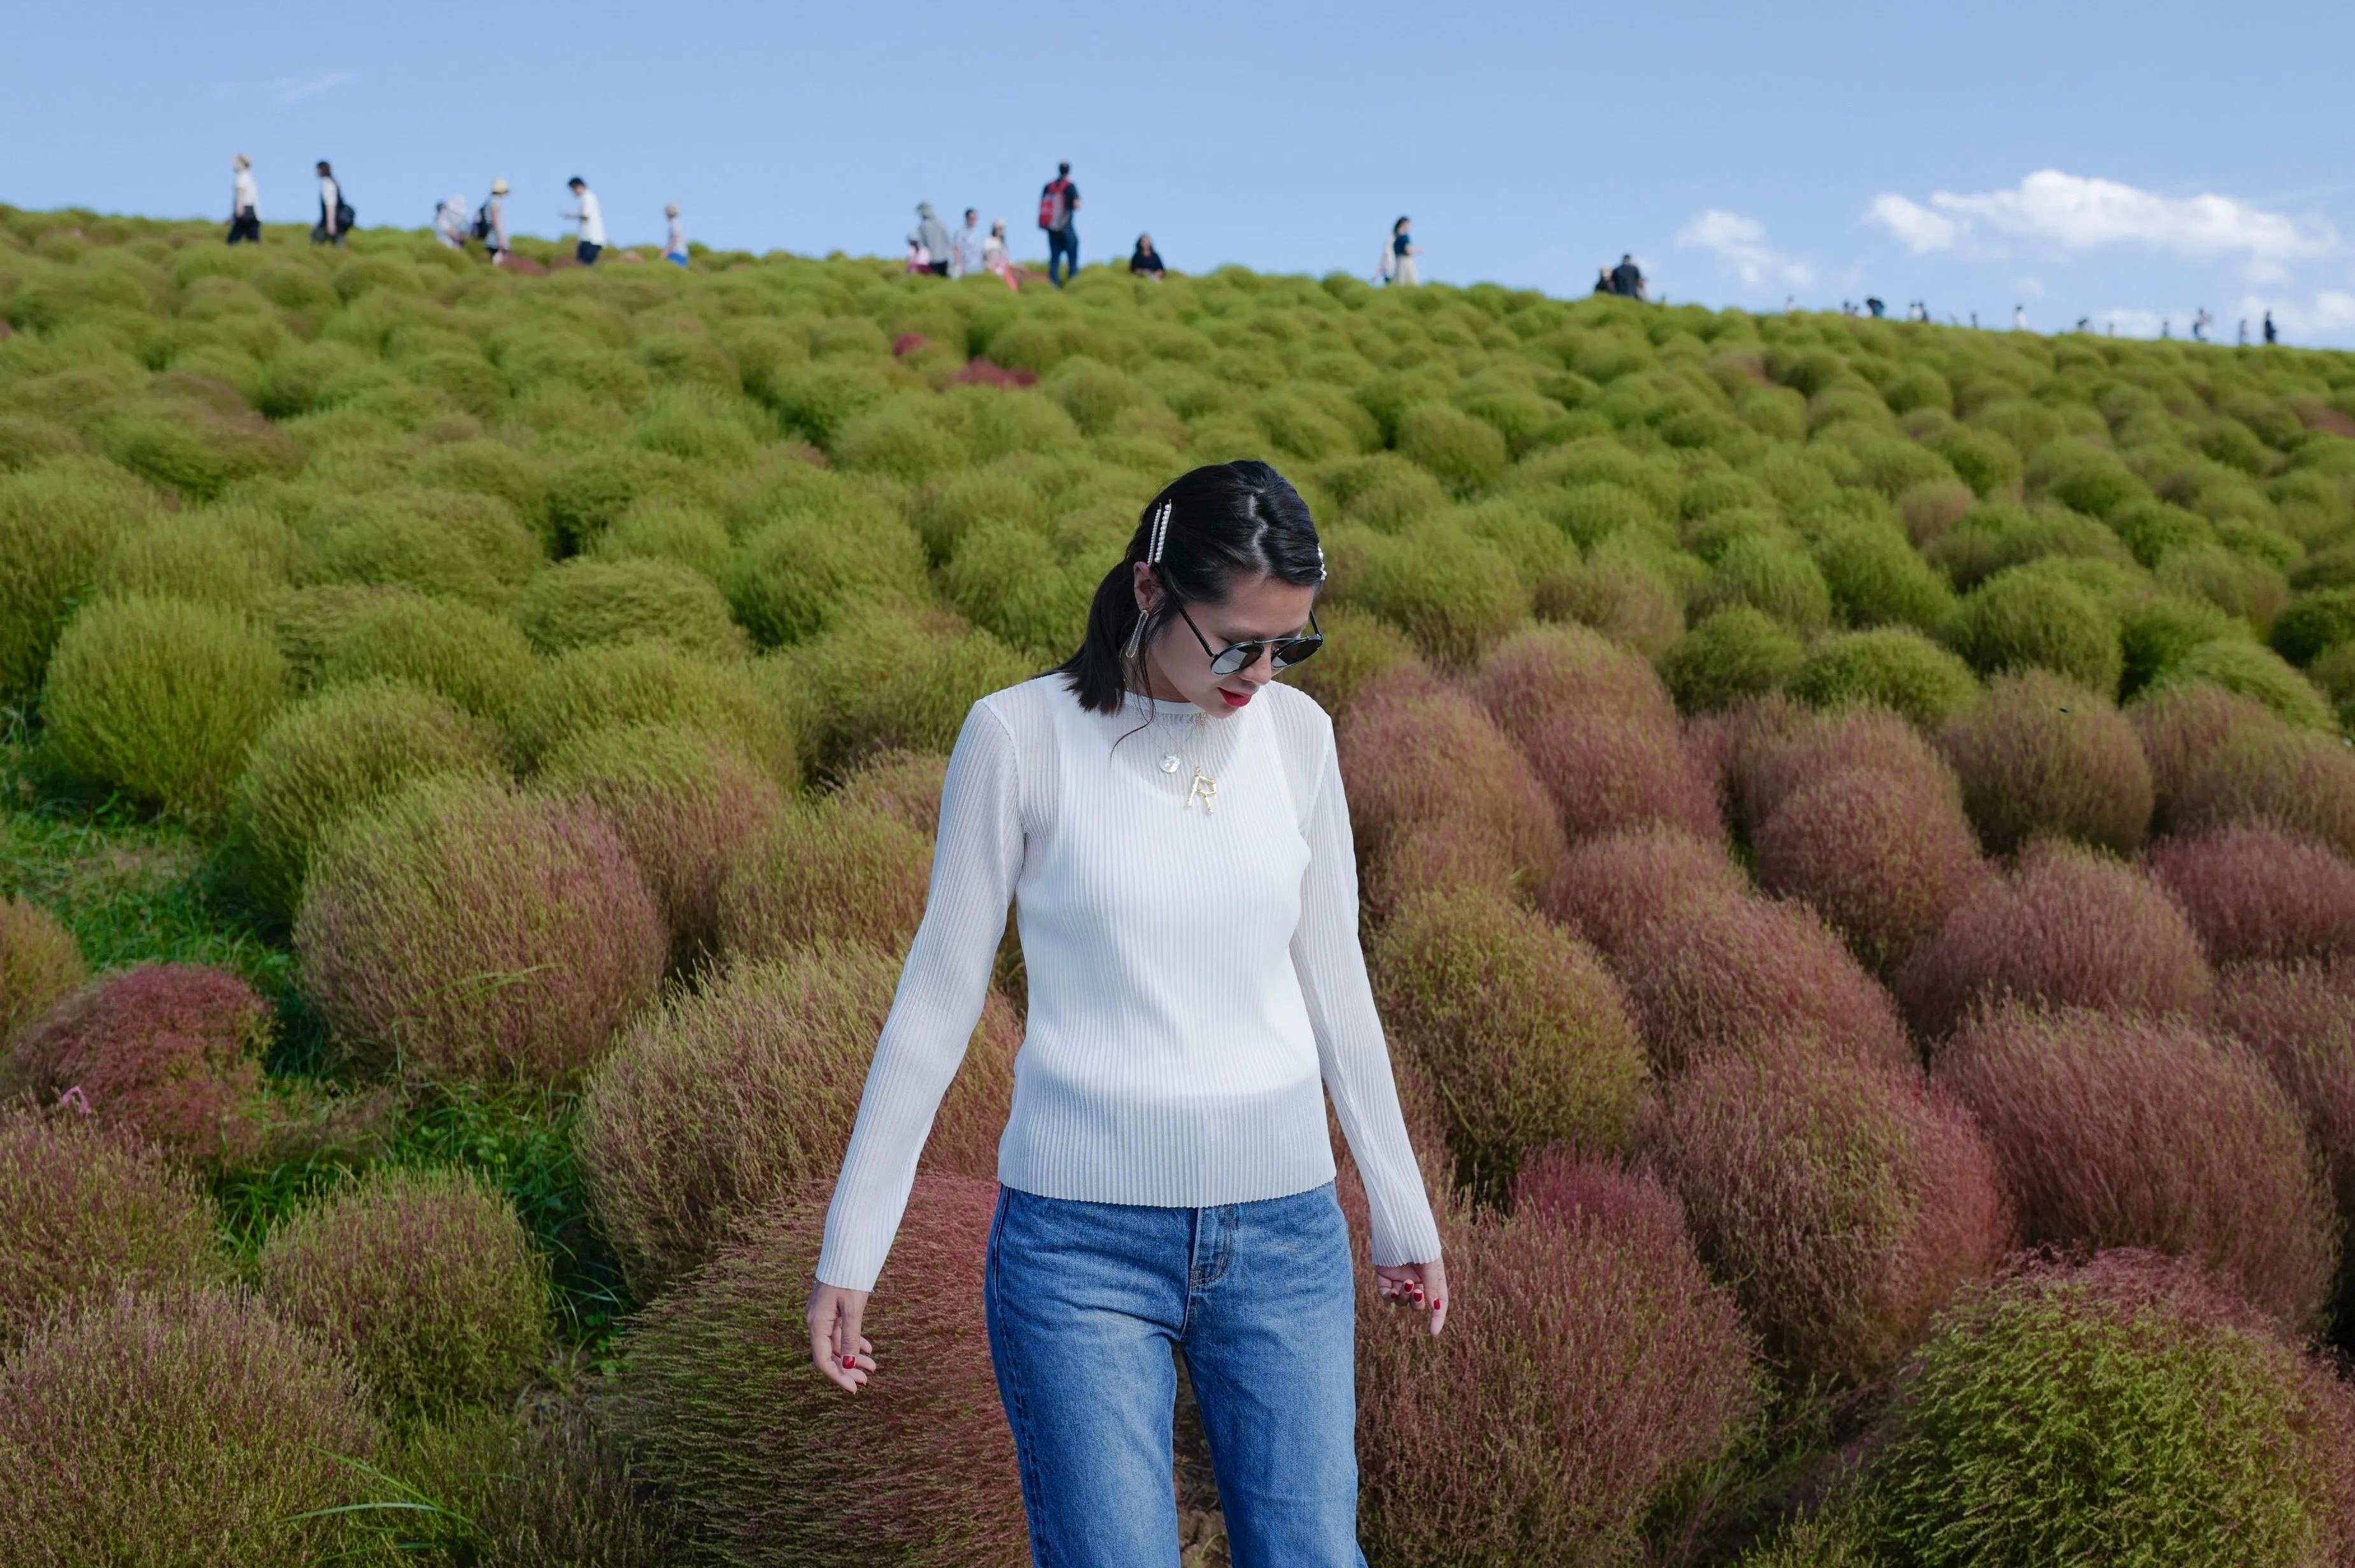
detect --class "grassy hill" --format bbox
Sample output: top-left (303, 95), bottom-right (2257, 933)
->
top-left (4, 204), bottom-right (2355, 1566)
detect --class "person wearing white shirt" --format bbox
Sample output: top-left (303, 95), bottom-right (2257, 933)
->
top-left (563, 177), bottom-right (605, 266)
top-left (481, 178), bottom-right (510, 265)
top-left (664, 204), bottom-right (688, 269)
top-left (228, 155), bottom-right (260, 245)
top-left (434, 195), bottom-right (470, 249)
top-left (952, 207), bottom-right (986, 279)
top-left (805, 460), bottom-right (1446, 1567)
top-left (313, 161), bottom-right (346, 246)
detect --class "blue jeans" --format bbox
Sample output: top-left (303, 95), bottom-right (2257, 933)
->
top-left (1048, 227), bottom-right (1078, 286)
top-left (985, 1183), bottom-right (1366, 1568)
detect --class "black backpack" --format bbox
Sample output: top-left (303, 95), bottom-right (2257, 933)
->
top-left (471, 204), bottom-right (493, 242)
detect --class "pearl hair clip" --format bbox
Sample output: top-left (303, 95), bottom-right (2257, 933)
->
top-left (1146, 501), bottom-right (1172, 565)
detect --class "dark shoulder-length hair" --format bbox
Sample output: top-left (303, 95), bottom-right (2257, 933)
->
top-left (1055, 461), bottom-right (1325, 714)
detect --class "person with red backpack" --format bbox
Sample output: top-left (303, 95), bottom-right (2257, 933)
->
top-left (1039, 161), bottom-right (1081, 288)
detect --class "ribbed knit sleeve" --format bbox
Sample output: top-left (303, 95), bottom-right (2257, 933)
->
top-left (815, 702), bottom-right (1023, 1291)
top-left (1288, 724), bottom-right (1446, 1268)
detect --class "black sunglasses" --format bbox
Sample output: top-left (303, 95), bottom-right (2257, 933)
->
top-left (1169, 598), bottom-right (1323, 676)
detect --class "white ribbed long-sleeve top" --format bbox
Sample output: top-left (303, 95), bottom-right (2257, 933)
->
top-left (815, 674), bottom-right (1444, 1291)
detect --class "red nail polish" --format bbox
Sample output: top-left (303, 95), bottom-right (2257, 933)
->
top-left (841, 1355), bottom-right (855, 1369)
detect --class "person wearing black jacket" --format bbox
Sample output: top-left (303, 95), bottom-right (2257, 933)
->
top-left (313, 162), bottom-right (352, 246)
top-left (1128, 234), bottom-right (1165, 279)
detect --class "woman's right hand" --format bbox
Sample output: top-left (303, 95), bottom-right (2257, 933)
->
top-left (806, 1282), bottom-right (875, 1394)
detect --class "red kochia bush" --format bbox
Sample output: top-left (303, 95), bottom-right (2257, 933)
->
top-left (2148, 826), bottom-right (2355, 964)
top-left (611, 1173), bottom-right (1027, 1568)
top-left (577, 949), bottom-right (1021, 1295)
top-left (0, 1288), bottom-right (380, 1568)
top-left (834, 748), bottom-right (952, 837)
top-left (4, 963), bottom-right (270, 1169)
top-left (1354, 1152), bottom-right (1760, 1566)
top-left (2128, 682), bottom-right (2284, 825)
top-left (1618, 889), bottom-right (1913, 1077)
top-left (1732, 701), bottom-right (1957, 836)
top-left (295, 776), bottom-right (666, 1083)
top-left (1936, 1000), bottom-right (2338, 1328)
top-left (1521, 708), bottom-right (1724, 846)
top-left (1897, 841), bottom-right (2213, 1040)
top-left (1338, 669), bottom-right (1565, 890)
top-left (2216, 958), bottom-right (2355, 1243)
top-left (1472, 622), bottom-right (1677, 747)
top-left (1539, 824), bottom-right (1750, 960)
top-left (1643, 1040), bottom-right (2009, 1383)
top-left (2172, 727), bottom-right (2355, 861)
top-left (715, 799), bottom-right (938, 963)
top-left (1939, 671), bottom-right (2153, 855)
top-left (0, 1110), bottom-right (221, 1344)
top-left (1754, 766), bottom-right (1987, 977)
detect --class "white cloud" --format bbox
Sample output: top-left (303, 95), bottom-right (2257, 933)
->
top-left (1865, 169), bottom-right (2336, 282)
top-left (1676, 209), bottom-right (1813, 289)
top-left (270, 71), bottom-right (358, 105)
top-left (1865, 193), bottom-right (1959, 254)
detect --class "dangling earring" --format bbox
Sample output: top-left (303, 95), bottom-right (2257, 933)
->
top-left (1123, 612), bottom-right (1146, 660)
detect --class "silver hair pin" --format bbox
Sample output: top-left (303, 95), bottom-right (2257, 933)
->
top-left (1146, 501), bottom-right (1172, 565)
top-left (1315, 543), bottom-right (1327, 581)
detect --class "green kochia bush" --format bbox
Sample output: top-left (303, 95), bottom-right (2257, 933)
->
top-left (295, 776), bottom-right (667, 1083)
top-left (725, 510), bottom-right (932, 648)
top-left (257, 1166), bottom-right (547, 1422)
top-left (612, 1173), bottom-right (1030, 1568)
top-left (1663, 607), bottom-right (1804, 712)
top-left (0, 1287), bottom-right (382, 1568)
top-left (229, 678), bottom-right (507, 919)
top-left (1370, 886), bottom-right (1649, 1200)
top-left (1789, 627), bottom-right (1980, 730)
top-left (780, 601), bottom-right (1036, 780)
top-left (512, 556), bottom-right (750, 661)
top-left (0, 456), bottom-right (162, 701)
top-left (41, 594), bottom-right (285, 820)
top-left (577, 951), bottom-right (1018, 1295)
top-left (0, 897), bottom-right (85, 1046)
top-left (1937, 671), bottom-right (2153, 855)
top-left (307, 588), bottom-right (541, 723)
top-left (1845, 1252), bottom-right (2355, 1567)
top-left (1950, 562), bottom-right (2122, 695)
top-left (509, 640), bottom-right (796, 784)
top-left (716, 799), bottom-right (936, 962)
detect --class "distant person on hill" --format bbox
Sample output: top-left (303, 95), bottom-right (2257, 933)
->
top-left (2192, 307), bottom-right (2211, 343)
top-left (664, 204), bottom-right (689, 268)
top-left (983, 219), bottom-right (1026, 291)
top-left (2012, 304), bottom-right (2027, 331)
top-left (476, 179), bottom-right (510, 265)
top-left (1610, 253), bottom-right (1645, 300)
top-left (2239, 317), bottom-right (2250, 346)
top-left (1040, 162), bottom-right (1081, 287)
top-left (953, 208), bottom-right (986, 279)
top-left (1382, 218), bottom-right (1419, 286)
top-left (2265, 310), bottom-right (2279, 345)
top-left (313, 162), bottom-right (349, 246)
top-left (1128, 234), bottom-right (1166, 279)
top-left (912, 203), bottom-right (952, 278)
top-left (1593, 267), bottom-right (1613, 295)
top-left (434, 195), bottom-right (470, 249)
top-left (227, 155), bottom-right (260, 245)
top-left (1865, 297), bottom-right (1886, 318)
top-left (563, 177), bottom-right (605, 265)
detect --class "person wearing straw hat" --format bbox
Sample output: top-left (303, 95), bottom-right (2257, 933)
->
top-left (227, 155), bottom-right (261, 245)
top-left (476, 179), bottom-right (511, 265)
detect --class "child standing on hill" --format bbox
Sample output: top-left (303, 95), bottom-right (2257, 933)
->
top-left (227, 155), bottom-right (260, 244)
top-left (664, 205), bottom-right (689, 268)
top-left (563, 177), bottom-right (605, 266)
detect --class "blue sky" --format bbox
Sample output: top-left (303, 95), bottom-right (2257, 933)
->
top-left (10, 0), bottom-right (2355, 344)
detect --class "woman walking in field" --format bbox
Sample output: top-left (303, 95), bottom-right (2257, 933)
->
top-left (227, 154), bottom-right (260, 244)
top-left (808, 461), bottom-right (1448, 1567)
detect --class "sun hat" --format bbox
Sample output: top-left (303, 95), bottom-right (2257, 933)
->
top-left (233, 153), bottom-right (251, 169)
top-left (491, 178), bottom-right (510, 195)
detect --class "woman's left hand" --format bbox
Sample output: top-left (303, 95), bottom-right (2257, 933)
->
top-left (1374, 1257), bottom-right (1448, 1335)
